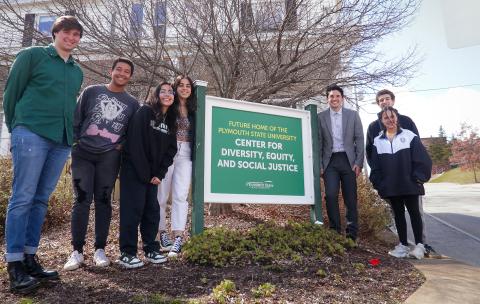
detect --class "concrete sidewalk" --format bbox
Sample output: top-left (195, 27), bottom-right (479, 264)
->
top-left (405, 258), bottom-right (480, 304)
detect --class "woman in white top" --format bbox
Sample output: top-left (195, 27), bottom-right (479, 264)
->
top-left (157, 75), bottom-right (196, 257)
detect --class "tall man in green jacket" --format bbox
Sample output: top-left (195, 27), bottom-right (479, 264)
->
top-left (3, 16), bottom-right (83, 293)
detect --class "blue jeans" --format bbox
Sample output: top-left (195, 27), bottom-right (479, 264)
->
top-left (5, 126), bottom-right (71, 262)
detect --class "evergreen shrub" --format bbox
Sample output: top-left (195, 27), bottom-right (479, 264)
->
top-left (183, 222), bottom-right (353, 267)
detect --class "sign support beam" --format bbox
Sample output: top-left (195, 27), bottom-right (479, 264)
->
top-left (306, 104), bottom-right (323, 224)
top-left (191, 80), bottom-right (208, 235)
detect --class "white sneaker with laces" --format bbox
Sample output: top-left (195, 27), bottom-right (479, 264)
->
top-left (388, 244), bottom-right (410, 258)
top-left (410, 243), bottom-right (425, 260)
top-left (64, 250), bottom-right (84, 271)
top-left (94, 249), bottom-right (110, 267)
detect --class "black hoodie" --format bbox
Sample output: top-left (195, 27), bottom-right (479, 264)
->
top-left (123, 105), bottom-right (177, 183)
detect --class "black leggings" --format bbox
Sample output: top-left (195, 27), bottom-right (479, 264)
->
top-left (389, 195), bottom-right (423, 246)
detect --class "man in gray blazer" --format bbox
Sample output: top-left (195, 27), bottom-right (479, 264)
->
top-left (318, 84), bottom-right (364, 241)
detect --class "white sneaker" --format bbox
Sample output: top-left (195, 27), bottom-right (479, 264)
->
top-left (94, 249), bottom-right (110, 267)
top-left (64, 250), bottom-right (84, 271)
top-left (410, 243), bottom-right (425, 260)
top-left (388, 244), bottom-right (410, 258)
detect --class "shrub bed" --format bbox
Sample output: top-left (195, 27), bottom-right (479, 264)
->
top-left (183, 221), bottom-right (355, 267)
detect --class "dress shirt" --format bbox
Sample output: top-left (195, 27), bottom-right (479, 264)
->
top-left (330, 108), bottom-right (344, 152)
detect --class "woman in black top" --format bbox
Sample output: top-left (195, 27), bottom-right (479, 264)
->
top-left (370, 107), bottom-right (432, 260)
top-left (117, 82), bottom-right (177, 268)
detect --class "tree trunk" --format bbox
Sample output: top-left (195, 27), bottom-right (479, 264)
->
top-left (208, 203), bottom-right (233, 216)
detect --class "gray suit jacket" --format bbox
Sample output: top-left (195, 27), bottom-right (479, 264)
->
top-left (317, 107), bottom-right (364, 170)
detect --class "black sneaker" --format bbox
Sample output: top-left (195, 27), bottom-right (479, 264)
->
top-left (145, 251), bottom-right (167, 264)
top-left (159, 231), bottom-right (173, 252)
top-left (168, 236), bottom-right (183, 257)
top-left (424, 244), bottom-right (442, 259)
top-left (116, 252), bottom-right (144, 269)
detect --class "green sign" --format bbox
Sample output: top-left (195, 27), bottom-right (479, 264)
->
top-left (210, 106), bottom-right (304, 196)
top-left (192, 87), bottom-right (321, 235)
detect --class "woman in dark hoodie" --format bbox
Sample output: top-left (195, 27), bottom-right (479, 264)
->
top-left (117, 82), bottom-right (177, 269)
top-left (369, 106), bottom-right (432, 260)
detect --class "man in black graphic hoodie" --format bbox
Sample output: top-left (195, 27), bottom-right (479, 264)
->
top-left (65, 58), bottom-right (139, 271)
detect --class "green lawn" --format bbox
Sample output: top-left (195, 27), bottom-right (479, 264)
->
top-left (430, 167), bottom-right (479, 184)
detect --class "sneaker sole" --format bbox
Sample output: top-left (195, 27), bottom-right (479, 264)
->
top-left (116, 260), bottom-right (144, 269)
top-left (409, 253), bottom-right (424, 260)
top-left (388, 252), bottom-right (408, 258)
top-left (160, 246), bottom-right (172, 252)
top-left (63, 264), bottom-right (82, 271)
top-left (146, 257), bottom-right (167, 264)
top-left (167, 251), bottom-right (179, 258)
top-left (94, 261), bottom-right (111, 267)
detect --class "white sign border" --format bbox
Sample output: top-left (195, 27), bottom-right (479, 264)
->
top-left (204, 96), bottom-right (315, 205)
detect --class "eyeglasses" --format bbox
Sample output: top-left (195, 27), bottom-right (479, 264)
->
top-left (160, 90), bottom-right (174, 95)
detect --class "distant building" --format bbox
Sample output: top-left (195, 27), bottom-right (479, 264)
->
top-left (0, 0), bottom-right (344, 154)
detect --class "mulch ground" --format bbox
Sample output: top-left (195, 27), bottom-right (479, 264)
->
top-left (0, 204), bottom-right (424, 303)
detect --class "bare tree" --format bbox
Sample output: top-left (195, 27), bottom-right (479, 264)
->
top-left (1, 0), bottom-right (419, 102)
top-left (0, 0), bottom-right (420, 214)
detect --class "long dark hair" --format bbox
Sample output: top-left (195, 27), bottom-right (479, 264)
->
top-left (173, 75), bottom-right (197, 115)
top-left (148, 82), bottom-right (177, 134)
top-left (380, 106), bottom-right (401, 133)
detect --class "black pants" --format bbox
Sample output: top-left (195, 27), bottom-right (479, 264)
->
top-left (119, 159), bottom-right (160, 256)
top-left (323, 152), bottom-right (358, 239)
top-left (70, 146), bottom-right (121, 252)
top-left (389, 195), bottom-right (423, 246)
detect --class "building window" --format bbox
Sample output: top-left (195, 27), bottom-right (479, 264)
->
top-left (38, 15), bottom-right (56, 36)
top-left (284, 0), bottom-right (297, 30)
top-left (240, 1), bottom-right (254, 31)
top-left (36, 15), bottom-right (55, 44)
top-left (154, 1), bottom-right (166, 39)
top-left (255, 1), bottom-right (284, 31)
top-left (130, 3), bottom-right (144, 38)
top-left (250, 0), bottom-right (297, 32)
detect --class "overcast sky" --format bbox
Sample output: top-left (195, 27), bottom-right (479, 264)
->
top-left (359, 0), bottom-right (480, 138)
